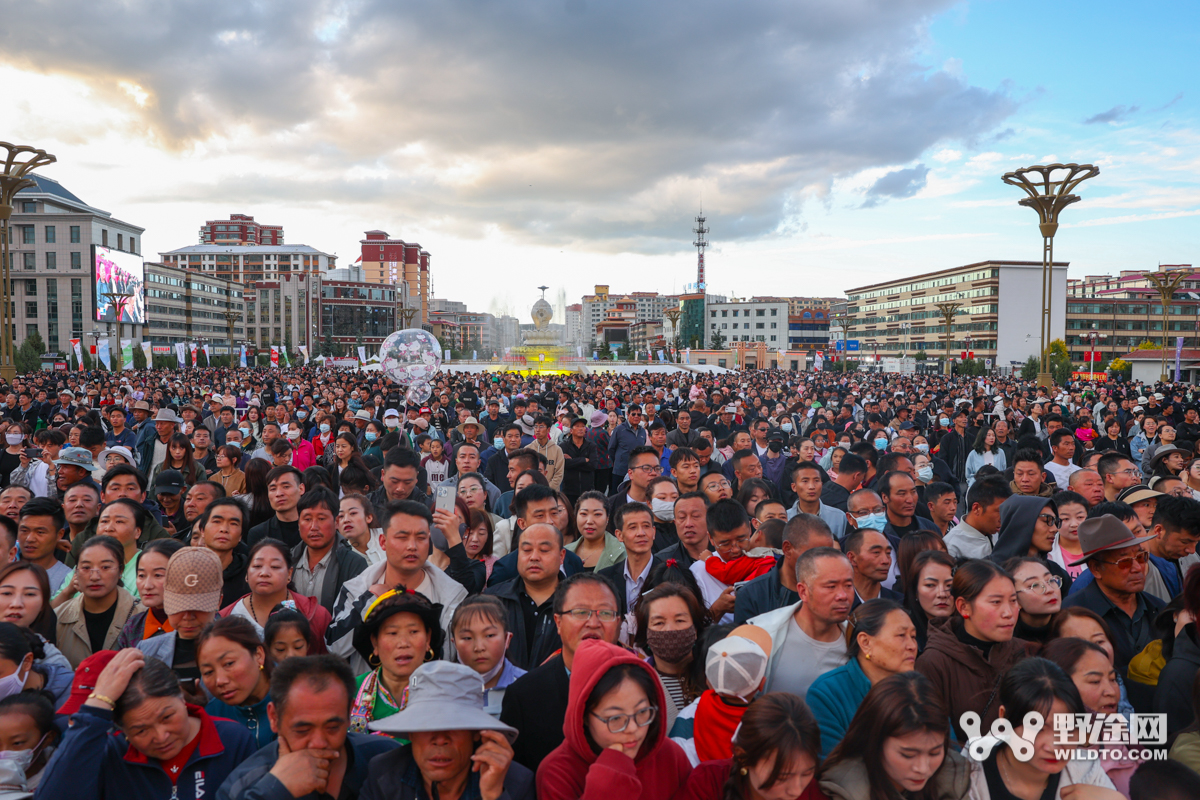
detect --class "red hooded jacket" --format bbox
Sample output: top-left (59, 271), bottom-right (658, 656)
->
top-left (537, 640), bottom-right (692, 800)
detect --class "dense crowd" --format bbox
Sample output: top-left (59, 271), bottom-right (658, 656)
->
top-left (0, 364), bottom-right (1199, 800)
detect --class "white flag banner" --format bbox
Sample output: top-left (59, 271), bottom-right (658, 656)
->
top-left (443, 349), bottom-right (451, 360)
top-left (240, 344), bottom-right (248, 368)
top-left (298, 345), bottom-right (309, 364)
top-left (202, 343), bottom-right (212, 364)
top-left (656, 350), bottom-right (664, 362)
top-left (71, 338), bottom-right (83, 370)
top-left (684, 348), bottom-right (691, 364)
top-left (97, 338), bottom-right (112, 370)
top-left (357, 346), bottom-right (368, 365)
top-left (472, 350), bottom-right (477, 360)
top-left (175, 343), bottom-right (187, 368)
top-left (140, 341), bottom-right (153, 364)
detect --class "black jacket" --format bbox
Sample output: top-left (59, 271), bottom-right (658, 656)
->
top-left (501, 653), bottom-right (571, 771)
top-left (289, 537), bottom-right (369, 612)
top-left (360, 744), bottom-right (535, 800)
top-left (483, 449), bottom-right (513, 492)
top-left (484, 577), bottom-right (563, 671)
top-left (220, 550), bottom-right (250, 608)
top-left (1155, 624), bottom-right (1200, 736)
top-left (938, 430), bottom-right (970, 482)
top-left (366, 484), bottom-right (431, 512)
top-left (597, 556), bottom-right (662, 617)
top-left (560, 436), bottom-right (596, 497)
top-left (247, 515), bottom-right (301, 549)
top-left (990, 494), bottom-right (1073, 595)
top-left (733, 559), bottom-right (799, 624)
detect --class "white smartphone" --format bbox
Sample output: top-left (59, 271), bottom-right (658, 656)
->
top-left (435, 485), bottom-right (456, 514)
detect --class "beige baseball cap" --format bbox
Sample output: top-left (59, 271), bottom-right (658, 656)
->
top-left (163, 547), bottom-right (224, 616)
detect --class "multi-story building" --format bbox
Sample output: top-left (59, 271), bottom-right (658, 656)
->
top-left (706, 299), bottom-right (789, 348)
top-left (787, 308), bottom-right (831, 351)
top-left (199, 214), bottom-right (283, 246)
top-left (359, 231), bottom-right (431, 324)
top-left (844, 260), bottom-right (1067, 368)
top-left (144, 262), bottom-right (246, 353)
top-left (159, 244), bottom-right (335, 283)
top-left (752, 295), bottom-right (844, 317)
top-left (494, 315), bottom-right (521, 354)
top-left (581, 286), bottom-right (680, 345)
top-left (244, 273), bottom-right (319, 355)
top-left (1065, 266), bottom-right (1200, 365)
top-left (9, 175), bottom-right (145, 355)
top-left (317, 276), bottom-right (400, 355)
top-left (630, 319), bottom-right (665, 355)
top-left (564, 304), bottom-right (583, 347)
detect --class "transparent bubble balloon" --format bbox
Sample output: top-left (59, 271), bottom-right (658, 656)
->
top-left (405, 381), bottom-right (432, 406)
top-left (380, 329), bottom-right (443, 386)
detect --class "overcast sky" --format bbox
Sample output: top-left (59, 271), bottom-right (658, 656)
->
top-left (4, 0), bottom-right (1197, 318)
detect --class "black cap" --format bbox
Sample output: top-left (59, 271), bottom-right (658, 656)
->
top-left (154, 469), bottom-right (187, 495)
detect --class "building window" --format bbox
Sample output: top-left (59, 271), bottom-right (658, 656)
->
top-left (721, 310), bottom-right (727, 317)
top-left (770, 335), bottom-right (777, 342)
top-left (732, 310), bottom-right (739, 317)
top-left (22, 253), bottom-right (35, 270)
top-left (20, 227), bottom-right (34, 245)
top-left (25, 325), bottom-right (37, 339)
top-left (770, 322), bottom-right (777, 329)
top-left (756, 309), bottom-right (765, 316)
top-left (25, 302), bottom-right (37, 318)
top-left (129, 237), bottom-right (136, 254)
top-left (20, 202), bottom-right (35, 213)
top-left (45, 252), bottom-right (56, 270)
top-left (101, 230), bottom-right (108, 247)
top-left (70, 226), bottom-right (80, 243)
top-left (770, 308), bottom-right (777, 316)
top-left (71, 252), bottom-right (81, 270)
top-left (756, 322), bottom-right (764, 329)
top-left (44, 226), bottom-right (55, 244)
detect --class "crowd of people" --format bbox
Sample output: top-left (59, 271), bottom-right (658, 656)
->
top-left (0, 364), bottom-right (1198, 800)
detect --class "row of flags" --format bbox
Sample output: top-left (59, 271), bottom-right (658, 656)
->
top-left (66, 338), bottom-right (311, 371)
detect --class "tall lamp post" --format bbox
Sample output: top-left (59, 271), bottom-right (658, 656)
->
top-left (223, 309), bottom-right (240, 365)
top-left (829, 311), bottom-right (848, 372)
top-left (662, 307), bottom-right (682, 362)
top-left (99, 290), bottom-right (134, 371)
top-left (1002, 162), bottom-right (1099, 387)
top-left (0, 143), bottom-right (57, 382)
top-left (935, 296), bottom-right (964, 376)
top-left (1087, 323), bottom-right (1108, 378)
top-left (901, 322), bottom-right (911, 358)
top-left (1144, 267), bottom-right (1190, 382)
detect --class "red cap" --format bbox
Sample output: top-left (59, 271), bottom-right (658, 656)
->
top-left (419, 407), bottom-right (432, 414)
top-left (58, 650), bottom-right (119, 715)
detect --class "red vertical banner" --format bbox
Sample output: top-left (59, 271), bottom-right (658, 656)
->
top-left (270, 346), bottom-right (280, 367)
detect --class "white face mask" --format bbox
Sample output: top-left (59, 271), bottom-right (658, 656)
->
top-left (650, 498), bottom-right (676, 522)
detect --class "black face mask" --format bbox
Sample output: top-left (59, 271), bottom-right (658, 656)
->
top-left (768, 440), bottom-right (784, 453)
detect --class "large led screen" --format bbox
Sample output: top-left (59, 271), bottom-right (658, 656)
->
top-left (94, 245), bottom-right (146, 324)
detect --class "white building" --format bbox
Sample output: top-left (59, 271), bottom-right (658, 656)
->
top-left (706, 299), bottom-right (790, 348)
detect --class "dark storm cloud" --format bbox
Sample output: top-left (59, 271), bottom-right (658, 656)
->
top-left (861, 163), bottom-right (930, 208)
top-left (1, 0), bottom-right (1014, 251)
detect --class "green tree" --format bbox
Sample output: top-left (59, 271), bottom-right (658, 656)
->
top-left (1136, 340), bottom-right (1158, 350)
top-left (913, 350), bottom-right (927, 361)
top-left (14, 330), bottom-right (46, 374)
top-left (709, 329), bottom-right (726, 349)
top-left (196, 347), bottom-right (209, 368)
top-left (131, 343), bottom-right (147, 369)
top-left (1021, 355), bottom-right (1040, 381)
top-left (322, 326), bottom-right (334, 357)
top-left (1048, 339), bottom-right (1073, 385)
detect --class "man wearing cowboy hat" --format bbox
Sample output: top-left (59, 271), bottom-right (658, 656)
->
top-left (1063, 513), bottom-right (1166, 710)
top-left (360, 661), bottom-right (533, 800)
top-left (136, 407), bottom-right (182, 475)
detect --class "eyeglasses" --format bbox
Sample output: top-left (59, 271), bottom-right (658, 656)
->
top-left (1115, 469), bottom-right (1143, 478)
top-left (1017, 576), bottom-right (1063, 595)
top-left (560, 608), bottom-right (619, 623)
top-left (1037, 513), bottom-right (1059, 527)
top-left (1095, 551), bottom-right (1149, 571)
top-left (591, 705), bottom-right (658, 733)
top-left (630, 465), bottom-right (663, 475)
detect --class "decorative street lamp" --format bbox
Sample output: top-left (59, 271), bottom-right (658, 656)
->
top-left (662, 307), bottom-right (682, 362)
top-left (0, 142), bottom-right (57, 382)
top-left (935, 295), bottom-right (964, 376)
top-left (1144, 267), bottom-right (1191, 382)
top-left (399, 306), bottom-right (419, 329)
top-left (1087, 323), bottom-right (1108, 377)
top-left (1002, 162), bottom-right (1099, 387)
top-left (901, 322), bottom-right (911, 358)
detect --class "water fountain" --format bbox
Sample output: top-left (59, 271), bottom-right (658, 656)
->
top-left (506, 286), bottom-right (575, 374)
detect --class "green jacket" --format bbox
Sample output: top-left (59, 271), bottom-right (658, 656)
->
top-left (565, 532), bottom-right (626, 572)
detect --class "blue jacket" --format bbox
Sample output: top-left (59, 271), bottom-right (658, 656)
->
top-left (217, 731), bottom-right (400, 800)
top-left (36, 703), bottom-right (256, 800)
top-left (806, 656), bottom-right (871, 759)
top-left (207, 694), bottom-right (275, 750)
top-left (607, 422), bottom-right (646, 478)
top-left (732, 559), bottom-right (799, 625)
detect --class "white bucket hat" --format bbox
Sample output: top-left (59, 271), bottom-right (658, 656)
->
top-left (368, 661), bottom-right (518, 742)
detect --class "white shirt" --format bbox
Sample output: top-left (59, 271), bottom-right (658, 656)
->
top-left (690, 556), bottom-right (735, 624)
top-left (945, 520), bottom-right (995, 560)
top-left (1044, 460), bottom-right (1081, 487)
